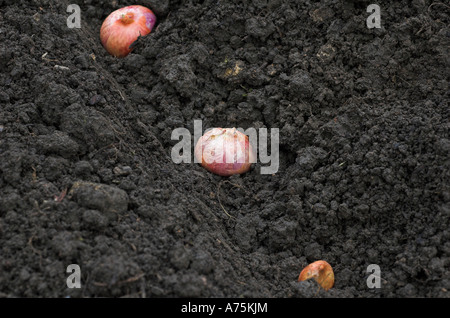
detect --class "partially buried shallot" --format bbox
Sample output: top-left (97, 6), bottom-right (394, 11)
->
top-left (100, 5), bottom-right (156, 58)
top-left (194, 128), bottom-right (256, 176)
top-left (298, 260), bottom-right (334, 291)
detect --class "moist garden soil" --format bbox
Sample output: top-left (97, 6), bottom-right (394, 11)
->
top-left (0, 0), bottom-right (448, 298)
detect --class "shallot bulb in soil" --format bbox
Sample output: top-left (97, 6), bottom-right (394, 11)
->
top-left (194, 128), bottom-right (256, 177)
top-left (298, 260), bottom-right (335, 291)
top-left (100, 5), bottom-right (156, 58)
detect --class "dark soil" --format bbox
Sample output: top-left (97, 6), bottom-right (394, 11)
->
top-left (0, 0), bottom-right (448, 298)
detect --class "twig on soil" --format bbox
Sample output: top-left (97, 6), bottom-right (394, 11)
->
top-left (119, 272), bottom-right (145, 285)
top-left (31, 166), bottom-right (37, 182)
top-left (428, 2), bottom-right (450, 11)
top-left (217, 180), bottom-right (235, 219)
top-left (54, 188), bottom-right (67, 202)
top-left (54, 65), bottom-right (70, 71)
top-left (116, 87), bottom-right (126, 101)
top-left (41, 52), bottom-right (58, 62)
top-left (27, 236), bottom-right (40, 255)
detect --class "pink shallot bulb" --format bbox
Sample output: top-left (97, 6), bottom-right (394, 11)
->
top-left (100, 5), bottom-right (156, 58)
top-left (194, 128), bottom-right (255, 176)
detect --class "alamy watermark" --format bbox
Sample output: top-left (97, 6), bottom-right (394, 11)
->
top-left (366, 4), bottom-right (381, 29)
top-left (66, 4), bottom-right (81, 29)
top-left (66, 264), bottom-right (81, 288)
top-left (367, 264), bottom-right (381, 288)
top-left (66, 263), bottom-right (383, 289)
top-left (171, 120), bottom-right (279, 174)
top-left (67, 3), bottom-right (382, 30)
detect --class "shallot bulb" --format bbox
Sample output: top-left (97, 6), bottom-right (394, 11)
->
top-left (298, 260), bottom-right (334, 291)
top-left (194, 128), bottom-right (256, 176)
top-left (100, 5), bottom-right (156, 58)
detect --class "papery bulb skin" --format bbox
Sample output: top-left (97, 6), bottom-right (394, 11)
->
top-left (194, 128), bottom-right (256, 177)
top-left (100, 5), bottom-right (156, 58)
top-left (298, 260), bottom-right (334, 291)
